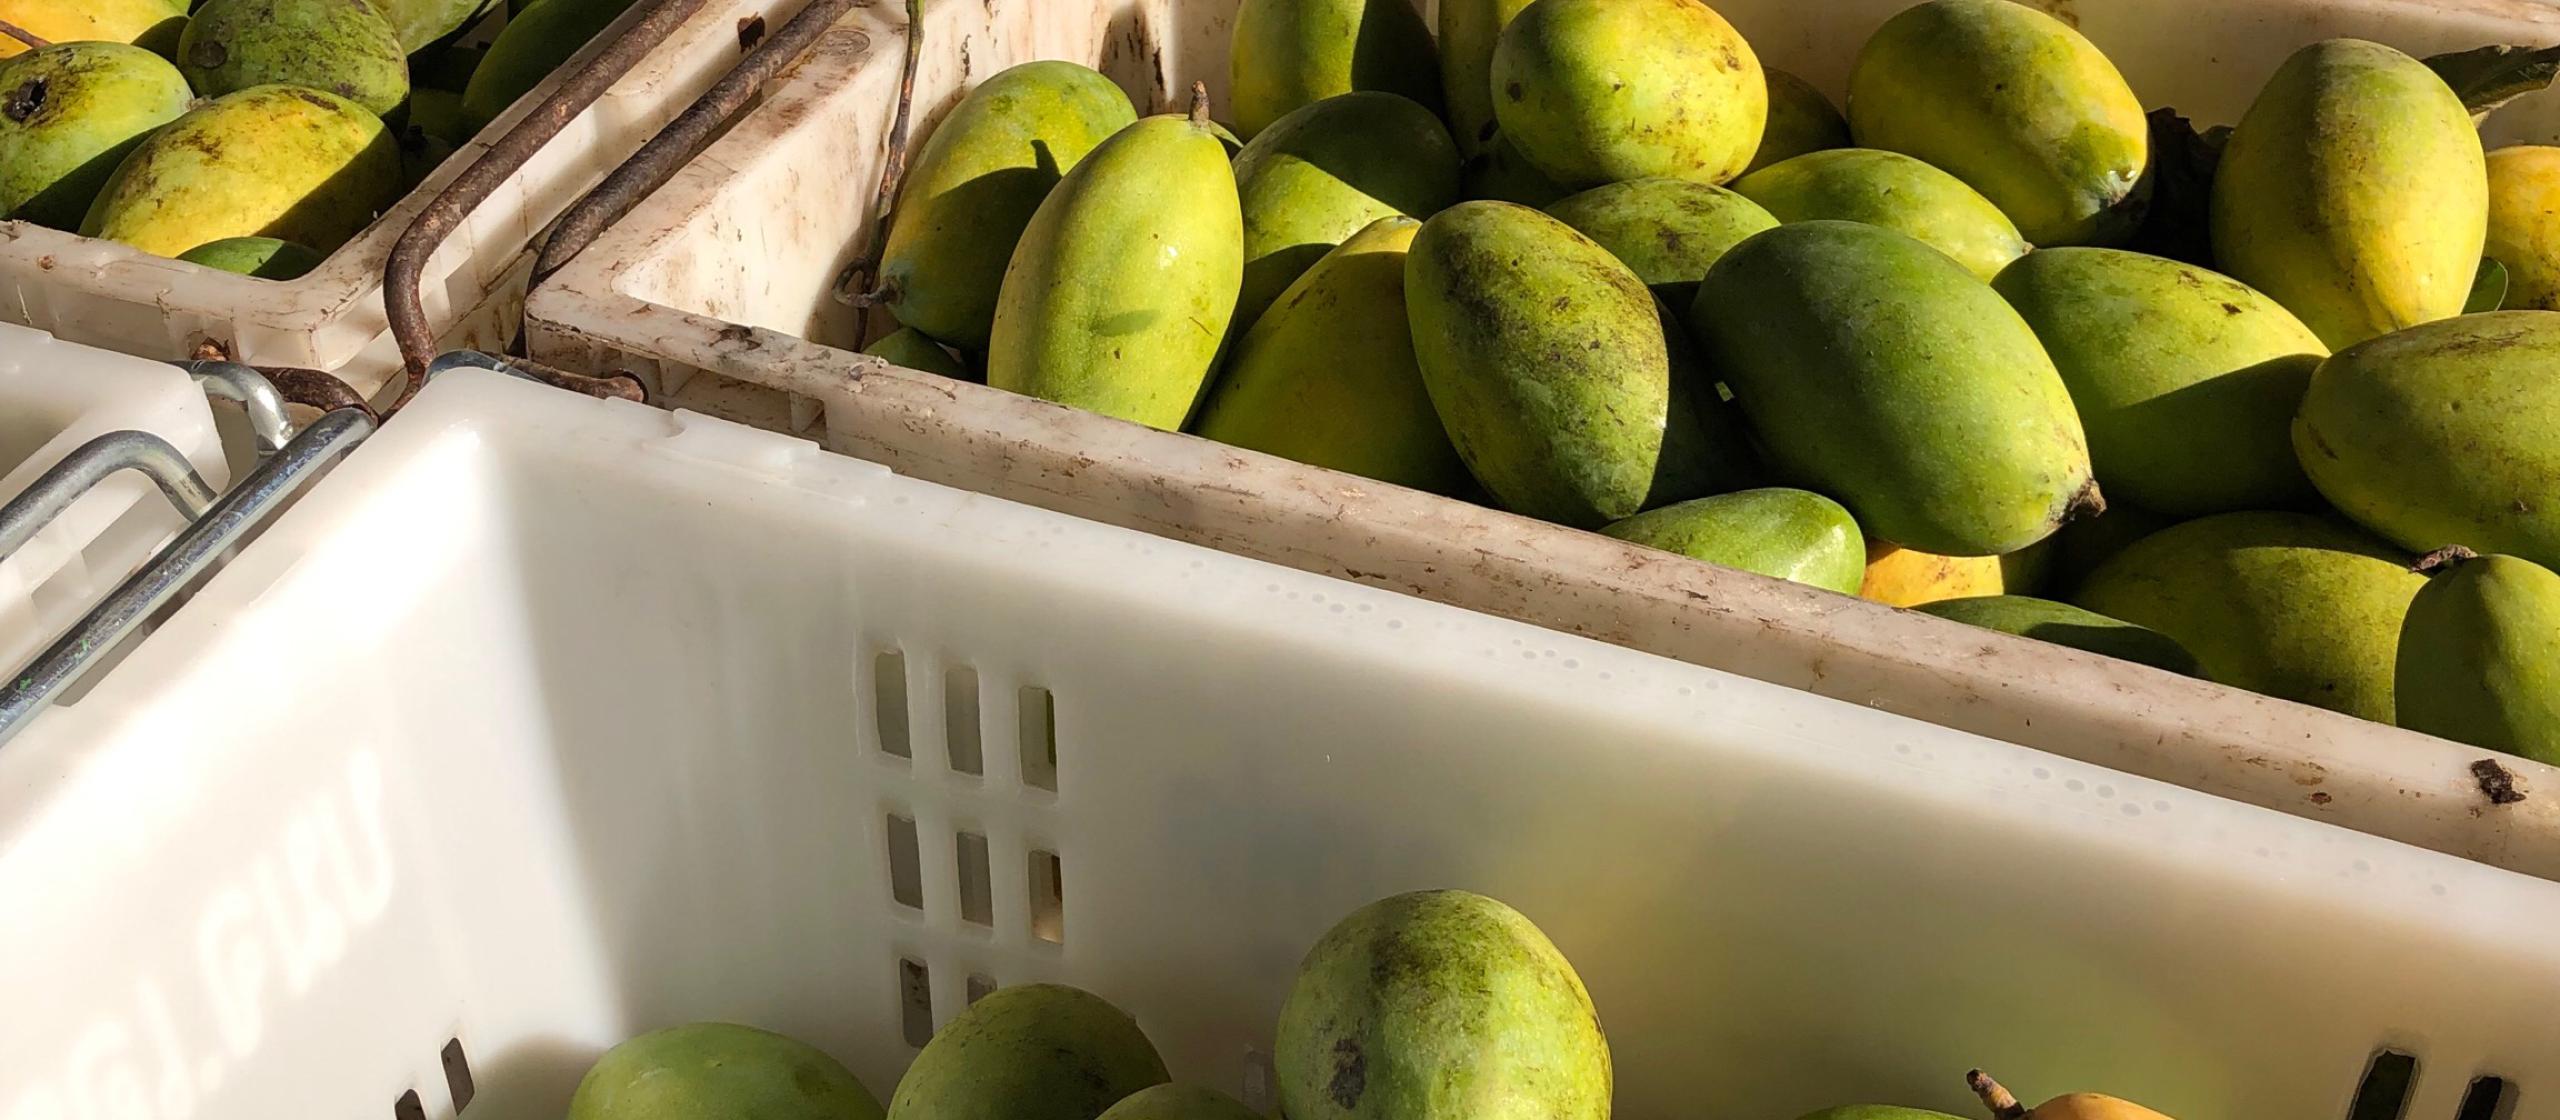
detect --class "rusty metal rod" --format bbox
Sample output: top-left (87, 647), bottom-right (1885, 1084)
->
top-left (830, 0), bottom-right (927, 337)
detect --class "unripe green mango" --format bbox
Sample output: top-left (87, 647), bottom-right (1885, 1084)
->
top-left (569, 1023), bottom-right (882, 1120)
top-left (0, 0), bottom-right (186, 60)
top-left (410, 43), bottom-right (487, 94)
top-left (2075, 511), bottom-right (2422, 721)
top-left (178, 0), bottom-right (408, 115)
top-left (986, 105), bottom-right (1241, 431)
top-left (0, 42), bottom-right (190, 231)
top-left (1462, 129), bottom-right (1570, 207)
top-left (1993, 248), bottom-right (2324, 516)
top-left (860, 326), bottom-right (968, 380)
top-left (1744, 68), bottom-right (1848, 176)
top-left (1439, 0), bottom-right (1536, 160)
top-left (2044, 501), bottom-right (2178, 596)
top-left (2294, 310), bottom-right (2560, 569)
top-left (885, 984), bottom-right (1167, 1120)
top-left (372, 0), bottom-right (500, 52)
top-left (2485, 145), bottom-right (2560, 312)
top-left (1917, 595), bottom-right (2200, 676)
top-left (1229, 0), bottom-right (1440, 139)
top-left (83, 84), bottom-right (400, 256)
top-left (877, 61), bottom-right (1136, 349)
top-left (1095, 1085), bottom-right (1262, 1120)
top-left (1602, 487), bottom-right (1864, 594)
top-left (1544, 177), bottom-right (1777, 307)
top-left (1194, 217), bottom-right (1468, 495)
top-left (461, 0), bottom-right (640, 133)
top-left (1231, 91), bottom-right (1457, 333)
top-left (2397, 552), bottom-right (2560, 765)
top-left (178, 235), bottom-right (324, 279)
top-left (1690, 220), bottom-right (2097, 556)
top-left (1491, 0), bottom-right (1765, 188)
top-left (1277, 890), bottom-right (1608, 1120)
top-left (1733, 148), bottom-right (2028, 281)
top-left (2211, 39), bottom-right (2484, 349)
top-left (1847, 0), bottom-right (2148, 247)
top-left (1406, 200), bottom-right (1734, 527)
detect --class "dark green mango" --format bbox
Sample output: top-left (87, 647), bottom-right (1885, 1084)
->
top-left (1917, 595), bottom-right (2201, 675)
top-left (2396, 551), bottom-right (2560, 764)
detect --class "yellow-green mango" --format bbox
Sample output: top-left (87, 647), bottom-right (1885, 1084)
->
top-left (178, 0), bottom-right (409, 115)
top-left (2294, 310), bottom-right (2560, 569)
top-left (0, 42), bottom-right (190, 230)
top-left (986, 104), bottom-right (1241, 431)
top-left (1193, 217), bottom-right (1468, 495)
top-left (1406, 200), bottom-right (1735, 527)
top-left (1439, 0), bottom-right (1536, 160)
top-left (1847, 0), bottom-right (2148, 247)
top-left (861, 326), bottom-right (968, 380)
top-left (885, 984), bottom-right (1167, 1120)
top-left (2486, 145), bottom-right (2560, 312)
top-left (177, 235), bottom-right (323, 279)
top-left (1917, 595), bottom-right (2200, 676)
top-left (1544, 177), bottom-right (1777, 307)
top-left (1230, 0), bottom-right (1439, 139)
top-left (2211, 39), bottom-right (2483, 349)
top-left (1231, 91), bottom-right (1457, 333)
top-left (877, 61), bottom-right (1136, 349)
top-left (2397, 552), bottom-right (2560, 764)
top-left (1992, 248), bottom-right (2324, 515)
top-left (82, 84), bottom-right (400, 256)
top-left (1095, 1085), bottom-right (1261, 1120)
top-left (372, 0), bottom-right (501, 52)
top-left (461, 0), bottom-right (640, 132)
top-left (410, 43), bottom-right (487, 94)
top-left (0, 0), bottom-right (186, 59)
top-left (1462, 129), bottom-right (1570, 207)
top-left (2075, 511), bottom-right (2422, 721)
top-left (1689, 220), bottom-right (2097, 556)
top-left (1491, 0), bottom-right (1765, 188)
top-left (2044, 501), bottom-right (2178, 596)
top-left (1733, 148), bottom-right (2028, 281)
top-left (569, 1023), bottom-right (882, 1120)
top-left (1603, 487), bottom-right (1864, 594)
top-left (1744, 68), bottom-right (1848, 176)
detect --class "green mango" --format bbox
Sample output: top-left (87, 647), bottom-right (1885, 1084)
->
top-left (861, 326), bottom-right (969, 380)
top-left (1992, 248), bottom-right (2324, 516)
top-left (876, 61), bottom-right (1135, 349)
top-left (1744, 68), bottom-right (1849, 176)
top-left (569, 1023), bottom-right (881, 1120)
top-left (2044, 502), bottom-right (2179, 596)
top-left (1689, 220), bottom-right (2097, 556)
top-left (1439, 0), bottom-right (1535, 160)
top-left (372, 0), bottom-right (500, 52)
top-left (405, 87), bottom-right (470, 144)
top-left (461, 0), bottom-right (640, 133)
top-left (1276, 890), bottom-right (1608, 1120)
top-left (2211, 39), bottom-right (2484, 349)
top-left (2075, 511), bottom-right (2422, 721)
top-left (1491, 0), bottom-right (1764, 188)
top-left (410, 43), bottom-right (487, 93)
top-left (1406, 200), bottom-right (1733, 527)
top-left (2295, 311), bottom-right (2560, 569)
top-left (1733, 148), bottom-right (2028, 281)
top-left (2487, 145), bottom-right (2560, 312)
top-left (1229, 0), bottom-right (1440, 138)
top-left (178, 0), bottom-right (408, 115)
top-left (886, 984), bottom-right (1166, 1120)
top-left (1094, 1085), bottom-right (1262, 1120)
top-left (1462, 129), bottom-right (1570, 207)
top-left (2396, 552), bottom-right (2560, 764)
top-left (986, 104), bottom-right (1241, 431)
top-left (1847, 0), bottom-right (2149, 247)
top-left (397, 123), bottom-right (453, 190)
top-left (1544, 177), bottom-right (1778, 307)
top-left (1193, 217), bottom-right (1469, 495)
top-left (0, 42), bottom-right (190, 231)
top-left (1602, 487), bottom-right (1864, 594)
top-left (83, 84), bottom-right (401, 257)
top-left (0, 0), bottom-right (186, 60)
top-left (1917, 595), bottom-right (2201, 675)
top-left (1231, 90), bottom-right (1457, 333)
top-left (177, 235), bottom-right (324, 279)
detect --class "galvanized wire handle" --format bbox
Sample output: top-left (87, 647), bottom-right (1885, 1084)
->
top-left (0, 432), bottom-right (219, 564)
top-left (182, 360), bottom-right (295, 457)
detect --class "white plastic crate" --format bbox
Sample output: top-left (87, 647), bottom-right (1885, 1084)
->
top-left (7, 367), bottom-right (2560, 1120)
top-left (0, 322), bottom-right (227, 675)
top-left (0, 0), bottom-right (827, 397)
top-left (525, 0), bottom-right (2560, 876)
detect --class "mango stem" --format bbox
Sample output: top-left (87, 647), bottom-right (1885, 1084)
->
top-left (2066, 478), bottom-right (2108, 522)
top-left (1188, 79), bottom-right (1210, 126)
top-left (2414, 544), bottom-right (2480, 575)
top-left (0, 19), bottom-right (48, 49)
top-left (1968, 1070), bottom-right (2031, 1120)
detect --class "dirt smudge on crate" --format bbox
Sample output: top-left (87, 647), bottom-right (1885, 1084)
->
top-left (2472, 757), bottom-right (2527, 805)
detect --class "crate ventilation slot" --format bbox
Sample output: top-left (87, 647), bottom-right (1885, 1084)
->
top-left (394, 1090), bottom-right (425, 1120)
top-left (440, 1038), bottom-right (476, 1112)
top-left (957, 830), bottom-right (995, 926)
top-left (885, 813), bottom-right (923, 910)
top-left (945, 664), bottom-right (984, 775)
top-left (1019, 685), bottom-right (1058, 791)
top-left (1030, 849), bottom-right (1065, 944)
top-left (873, 650), bottom-right (911, 759)
top-left (2457, 1078), bottom-right (2512, 1120)
top-left (899, 958), bottom-right (934, 1048)
top-left (2344, 1050), bottom-right (2512, 1120)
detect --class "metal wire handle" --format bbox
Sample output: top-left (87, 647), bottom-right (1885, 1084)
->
top-left (0, 431), bottom-right (219, 564)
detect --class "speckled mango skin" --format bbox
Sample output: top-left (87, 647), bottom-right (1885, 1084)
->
top-left (2211, 38), bottom-right (2484, 349)
top-left (1406, 200), bottom-right (1729, 528)
top-left (1734, 147), bottom-right (2028, 281)
top-left (2075, 511), bottom-right (2422, 721)
top-left (1993, 248), bottom-right (2324, 516)
top-left (178, 0), bottom-right (409, 115)
top-left (2397, 554), bottom-right (2560, 765)
top-left (1690, 220), bottom-right (2096, 557)
top-left (885, 984), bottom-right (1167, 1120)
top-left (1744, 68), bottom-right (1850, 176)
top-left (1275, 890), bottom-right (1609, 1120)
top-left (2485, 145), bottom-right (2560, 312)
top-left (568, 1023), bottom-right (883, 1120)
top-left (82, 84), bottom-right (399, 257)
top-left (860, 326), bottom-right (968, 379)
top-left (1230, 0), bottom-right (1441, 138)
top-left (1094, 1084), bottom-right (1264, 1120)
top-left (1491, 0), bottom-right (1765, 188)
top-left (2294, 311), bottom-right (2560, 570)
top-left (1603, 487), bottom-right (1865, 594)
top-left (0, 0), bottom-right (185, 59)
top-left (1916, 594), bottom-right (2201, 676)
top-left (0, 43), bottom-right (190, 230)
top-left (1231, 91), bottom-right (1457, 333)
top-left (987, 112), bottom-right (1241, 431)
top-left (1439, 0), bottom-right (1538, 160)
top-left (877, 62), bottom-right (1135, 350)
top-left (1544, 177), bottom-right (1775, 306)
top-left (1848, 0), bottom-right (2149, 247)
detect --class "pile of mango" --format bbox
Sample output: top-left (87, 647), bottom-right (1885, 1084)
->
top-left (0, 0), bottom-right (638, 277)
top-left (866, 0), bottom-right (2560, 767)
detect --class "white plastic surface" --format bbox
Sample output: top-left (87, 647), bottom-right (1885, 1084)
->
top-left (6, 369), bottom-right (2560, 1119)
top-left (0, 322), bottom-right (227, 675)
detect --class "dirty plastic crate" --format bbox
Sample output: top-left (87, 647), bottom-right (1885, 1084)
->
top-left (0, 0), bottom-right (821, 398)
top-left (7, 367), bottom-right (2560, 1120)
top-left (0, 322), bottom-right (227, 674)
top-left (523, 0), bottom-right (2560, 877)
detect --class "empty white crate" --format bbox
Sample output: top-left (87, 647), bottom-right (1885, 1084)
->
top-left (5, 369), bottom-right (2558, 1120)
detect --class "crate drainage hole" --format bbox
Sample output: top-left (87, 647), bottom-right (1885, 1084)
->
top-left (2457, 1077), bottom-right (2512, 1120)
top-left (899, 959), bottom-right (933, 1048)
top-left (441, 1038), bottom-right (475, 1112)
top-left (2348, 1051), bottom-right (2418, 1120)
top-left (946, 665), bottom-right (984, 775)
top-left (957, 831), bottom-right (995, 926)
top-left (1019, 685), bottom-right (1058, 792)
top-left (1031, 849), bottom-right (1065, 944)
top-left (886, 813), bottom-right (923, 909)
top-left (395, 1089), bottom-right (425, 1120)
top-left (874, 650), bottom-right (911, 759)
